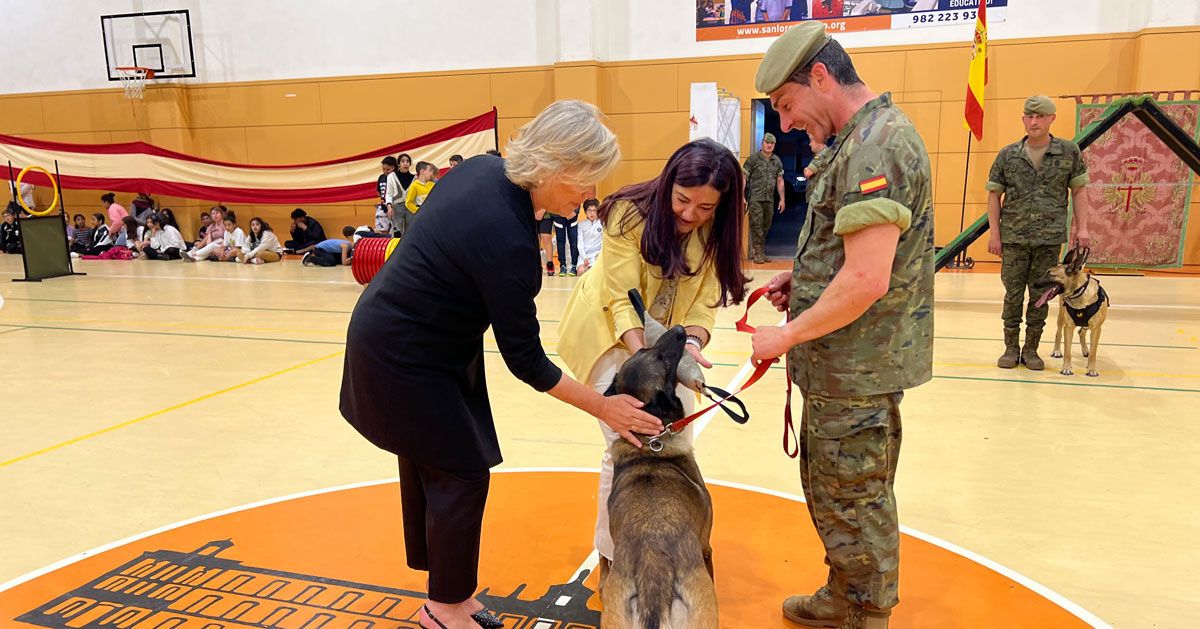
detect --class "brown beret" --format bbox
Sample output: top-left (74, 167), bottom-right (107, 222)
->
top-left (1024, 95), bottom-right (1056, 115)
top-left (755, 22), bottom-right (832, 94)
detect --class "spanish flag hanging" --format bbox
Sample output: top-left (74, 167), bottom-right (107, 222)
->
top-left (963, 1), bottom-right (988, 141)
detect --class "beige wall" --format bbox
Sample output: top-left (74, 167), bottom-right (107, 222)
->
top-left (3, 27), bottom-right (1199, 264)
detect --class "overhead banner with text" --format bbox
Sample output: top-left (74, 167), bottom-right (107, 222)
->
top-left (697, 0), bottom-right (1008, 42)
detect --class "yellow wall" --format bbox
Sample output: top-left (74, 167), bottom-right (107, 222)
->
top-left (4, 26), bottom-right (1199, 265)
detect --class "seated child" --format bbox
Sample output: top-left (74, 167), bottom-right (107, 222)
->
top-left (238, 217), bottom-right (284, 264)
top-left (0, 208), bottom-right (22, 254)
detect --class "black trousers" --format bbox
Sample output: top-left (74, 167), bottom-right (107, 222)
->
top-left (310, 249), bottom-right (342, 266)
top-left (144, 247), bottom-right (182, 260)
top-left (551, 214), bottom-right (578, 268)
top-left (397, 456), bottom-right (490, 603)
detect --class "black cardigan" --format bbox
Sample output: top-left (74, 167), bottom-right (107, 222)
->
top-left (340, 155), bottom-right (562, 472)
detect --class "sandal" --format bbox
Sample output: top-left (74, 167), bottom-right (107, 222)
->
top-left (421, 605), bottom-right (449, 629)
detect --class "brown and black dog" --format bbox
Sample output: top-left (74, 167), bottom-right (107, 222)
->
top-left (1034, 246), bottom-right (1109, 377)
top-left (601, 324), bottom-right (718, 629)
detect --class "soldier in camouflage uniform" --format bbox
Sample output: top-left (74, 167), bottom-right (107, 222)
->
top-left (986, 95), bottom-right (1091, 370)
top-left (744, 133), bottom-right (786, 263)
top-left (749, 22), bottom-right (934, 629)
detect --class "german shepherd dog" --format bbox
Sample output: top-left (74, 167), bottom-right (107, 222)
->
top-left (1034, 246), bottom-right (1109, 377)
top-left (601, 325), bottom-right (718, 629)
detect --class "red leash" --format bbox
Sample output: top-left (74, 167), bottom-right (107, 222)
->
top-left (648, 286), bottom-right (798, 458)
top-left (735, 285), bottom-right (800, 459)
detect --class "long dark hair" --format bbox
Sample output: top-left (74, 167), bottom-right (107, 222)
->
top-left (121, 216), bottom-right (140, 241)
top-left (248, 217), bottom-right (272, 246)
top-left (599, 138), bottom-right (748, 307)
top-left (159, 208), bottom-right (180, 229)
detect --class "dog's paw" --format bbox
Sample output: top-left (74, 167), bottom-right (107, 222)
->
top-left (1050, 350), bottom-right (1063, 358)
top-left (1082, 349), bottom-right (1090, 358)
top-left (1060, 367), bottom-right (1074, 376)
top-left (1086, 370), bottom-right (1099, 377)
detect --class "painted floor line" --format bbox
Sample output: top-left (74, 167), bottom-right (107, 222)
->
top-left (3, 297), bottom-right (355, 316)
top-left (937, 297), bottom-right (1200, 312)
top-left (8, 322), bottom-right (1197, 393)
top-left (0, 351), bottom-right (344, 469)
top-left (0, 469), bottom-right (1112, 628)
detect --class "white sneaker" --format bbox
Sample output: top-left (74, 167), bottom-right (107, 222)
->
top-left (70, 252), bottom-right (80, 259)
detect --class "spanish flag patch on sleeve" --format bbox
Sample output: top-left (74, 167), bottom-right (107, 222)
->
top-left (858, 175), bottom-right (888, 194)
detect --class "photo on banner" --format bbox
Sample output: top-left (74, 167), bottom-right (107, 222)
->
top-left (696, 0), bottom-right (1007, 41)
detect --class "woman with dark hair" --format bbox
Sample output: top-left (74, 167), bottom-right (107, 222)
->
top-left (557, 137), bottom-right (748, 569)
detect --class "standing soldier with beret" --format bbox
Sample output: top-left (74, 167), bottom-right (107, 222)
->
top-left (987, 95), bottom-right (1091, 370)
top-left (749, 21), bottom-right (935, 629)
top-left (745, 132), bottom-right (787, 263)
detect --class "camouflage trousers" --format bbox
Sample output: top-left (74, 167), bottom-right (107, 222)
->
top-left (799, 391), bottom-right (903, 613)
top-left (1000, 243), bottom-right (1061, 334)
top-left (748, 200), bottom-right (774, 251)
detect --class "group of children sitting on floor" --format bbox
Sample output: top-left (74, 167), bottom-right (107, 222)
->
top-left (4, 150), bottom-right (605, 271)
top-left (44, 192), bottom-right (359, 267)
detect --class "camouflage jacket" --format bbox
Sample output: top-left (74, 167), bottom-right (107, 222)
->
top-left (986, 135), bottom-right (1089, 245)
top-left (743, 150), bottom-right (784, 205)
top-left (789, 93), bottom-right (935, 397)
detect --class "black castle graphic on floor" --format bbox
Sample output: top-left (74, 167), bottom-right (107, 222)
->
top-left (16, 540), bottom-right (601, 628)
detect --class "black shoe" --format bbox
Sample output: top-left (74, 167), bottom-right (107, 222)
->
top-left (471, 609), bottom-right (505, 628)
top-left (546, 262), bottom-right (555, 277)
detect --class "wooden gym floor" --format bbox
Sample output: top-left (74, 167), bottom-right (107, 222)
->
top-left (0, 254), bottom-right (1197, 628)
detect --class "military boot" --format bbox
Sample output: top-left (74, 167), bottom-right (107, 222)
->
top-left (754, 246), bottom-right (767, 264)
top-left (782, 586), bottom-right (848, 627)
top-left (997, 328), bottom-right (1021, 369)
top-left (1022, 329), bottom-right (1044, 370)
top-left (840, 607), bottom-right (890, 629)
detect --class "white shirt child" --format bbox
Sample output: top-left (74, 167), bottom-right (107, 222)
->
top-left (578, 217), bottom-right (603, 265)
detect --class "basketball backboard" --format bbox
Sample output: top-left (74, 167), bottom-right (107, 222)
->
top-left (101, 9), bottom-right (197, 81)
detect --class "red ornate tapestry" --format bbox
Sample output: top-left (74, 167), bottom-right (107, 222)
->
top-left (1075, 100), bottom-right (1198, 268)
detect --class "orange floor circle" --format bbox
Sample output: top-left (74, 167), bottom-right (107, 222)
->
top-left (0, 471), bottom-right (1097, 628)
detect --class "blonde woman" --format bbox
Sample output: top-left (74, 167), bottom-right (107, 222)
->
top-left (340, 100), bottom-right (663, 629)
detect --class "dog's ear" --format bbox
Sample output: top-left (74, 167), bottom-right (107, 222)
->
top-left (1062, 248), bottom-right (1077, 266)
top-left (1077, 247), bottom-right (1091, 271)
top-left (645, 388), bottom-right (685, 422)
top-left (1069, 247), bottom-right (1090, 274)
top-left (603, 383), bottom-right (618, 397)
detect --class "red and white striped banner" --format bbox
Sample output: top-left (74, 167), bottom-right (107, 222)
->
top-left (1, 110), bottom-right (497, 204)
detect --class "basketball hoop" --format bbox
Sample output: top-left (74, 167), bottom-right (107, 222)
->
top-left (115, 66), bottom-right (154, 99)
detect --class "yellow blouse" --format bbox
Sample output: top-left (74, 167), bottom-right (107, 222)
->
top-left (557, 200), bottom-right (721, 381)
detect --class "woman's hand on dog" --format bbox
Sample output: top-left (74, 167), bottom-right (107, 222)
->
top-left (600, 395), bottom-right (664, 447)
top-left (764, 271), bottom-right (792, 312)
top-left (684, 343), bottom-right (712, 369)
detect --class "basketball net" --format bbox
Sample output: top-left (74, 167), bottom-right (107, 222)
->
top-left (115, 67), bottom-right (154, 99)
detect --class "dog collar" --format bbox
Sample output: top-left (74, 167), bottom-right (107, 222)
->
top-left (1066, 278), bottom-right (1092, 300)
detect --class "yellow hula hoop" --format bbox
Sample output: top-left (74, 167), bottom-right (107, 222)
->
top-left (385, 237), bottom-right (401, 260)
top-left (15, 165), bottom-right (60, 217)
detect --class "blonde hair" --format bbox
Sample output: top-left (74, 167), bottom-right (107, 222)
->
top-left (504, 100), bottom-right (620, 189)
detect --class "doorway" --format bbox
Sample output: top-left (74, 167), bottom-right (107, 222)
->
top-left (750, 98), bottom-right (819, 259)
